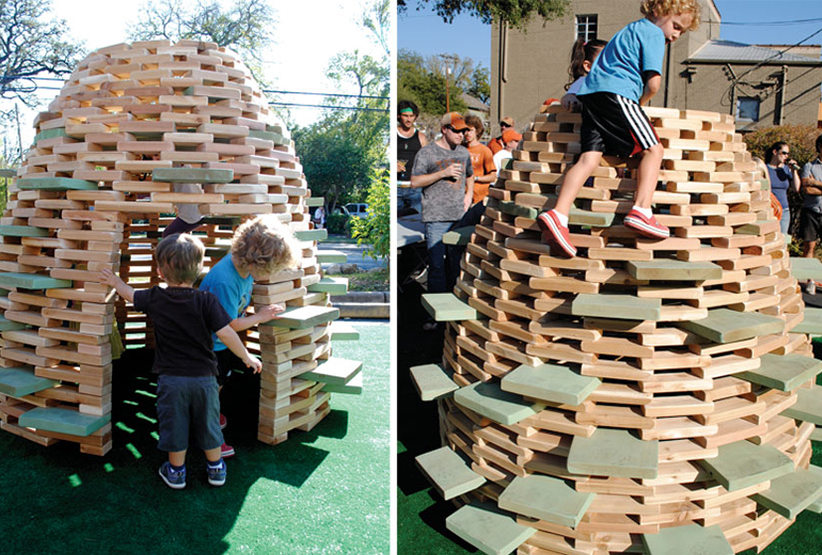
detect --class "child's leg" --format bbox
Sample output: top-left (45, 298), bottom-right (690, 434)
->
top-left (633, 143), bottom-right (663, 209)
top-left (554, 151), bottom-right (603, 215)
top-left (169, 450), bottom-right (187, 466)
top-left (204, 446), bottom-right (222, 463)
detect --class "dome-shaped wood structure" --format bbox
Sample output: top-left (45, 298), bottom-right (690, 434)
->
top-left (0, 40), bottom-right (362, 455)
top-left (416, 104), bottom-right (822, 554)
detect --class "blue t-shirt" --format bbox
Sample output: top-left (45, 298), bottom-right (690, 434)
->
top-left (768, 165), bottom-right (794, 210)
top-left (199, 254), bottom-right (253, 351)
top-left (579, 18), bottom-right (665, 103)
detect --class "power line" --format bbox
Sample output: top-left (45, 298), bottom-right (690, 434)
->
top-left (264, 89), bottom-right (388, 100)
top-left (269, 101), bottom-right (388, 112)
top-left (720, 17), bottom-right (822, 27)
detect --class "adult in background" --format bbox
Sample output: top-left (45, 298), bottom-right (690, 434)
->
top-left (800, 134), bottom-right (822, 259)
top-left (488, 116), bottom-right (515, 154)
top-left (461, 114), bottom-right (496, 225)
top-left (411, 112), bottom-right (474, 328)
top-left (397, 100), bottom-right (428, 215)
top-left (492, 128), bottom-right (523, 176)
top-left (765, 141), bottom-right (801, 236)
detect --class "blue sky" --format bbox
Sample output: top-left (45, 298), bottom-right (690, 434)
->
top-left (399, 0), bottom-right (822, 71)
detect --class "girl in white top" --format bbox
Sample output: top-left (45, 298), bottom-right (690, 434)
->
top-left (561, 38), bottom-right (608, 111)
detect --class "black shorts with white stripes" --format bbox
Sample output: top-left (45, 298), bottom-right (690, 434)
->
top-left (578, 92), bottom-right (659, 158)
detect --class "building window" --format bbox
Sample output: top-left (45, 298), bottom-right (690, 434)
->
top-left (736, 97), bottom-right (760, 122)
top-left (576, 15), bottom-right (598, 42)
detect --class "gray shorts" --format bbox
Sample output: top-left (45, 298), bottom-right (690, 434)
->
top-left (156, 375), bottom-right (223, 452)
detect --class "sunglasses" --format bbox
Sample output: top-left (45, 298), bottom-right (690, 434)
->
top-left (500, 123), bottom-right (511, 129)
top-left (446, 126), bottom-right (466, 134)
top-left (779, 151), bottom-right (790, 155)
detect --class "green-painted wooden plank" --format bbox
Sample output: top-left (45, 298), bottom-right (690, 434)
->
top-left (294, 229), bottom-right (328, 242)
top-left (572, 293), bottom-right (661, 321)
top-left (498, 474), bottom-right (595, 528)
top-left (410, 364), bottom-right (458, 401)
top-left (569, 206), bottom-right (615, 227)
top-left (261, 305), bottom-right (339, 329)
top-left (782, 386), bottom-right (822, 425)
top-left (626, 259), bottom-right (723, 281)
top-left (33, 128), bottom-right (68, 143)
top-left (499, 200), bottom-right (538, 220)
top-left (442, 226), bottom-right (475, 246)
top-left (18, 407), bottom-right (110, 437)
top-left (568, 428), bottom-right (659, 479)
top-left (697, 440), bottom-right (794, 491)
top-left (791, 257), bottom-right (822, 281)
top-left (320, 371), bottom-right (363, 394)
top-left (0, 169), bottom-right (16, 178)
top-left (501, 362), bottom-right (600, 406)
top-left (248, 129), bottom-right (286, 144)
top-left (445, 502), bottom-right (537, 555)
top-left (0, 225), bottom-right (49, 237)
top-left (751, 465), bottom-right (822, 519)
top-left (316, 250), bottom-right (348, 264)
top-left (152, 167), bottom-right (234, 183)
top-left (16, 177), bottom-right (97, 191)
top-left (307, 276), bottom-right (348, 295)
top-left (416, 446), bottom-right (486, 500)
top-left (454, 381), bottom-right (545, 426)
top-left (298, 357), bottom-right (361, 385)
top-left (0, 367), bottom-right (57, 397)
top-left (328, 321), bottom-right (359, 341)
top-left (0, 315), bottom-right (26, 332)
top-left (305, 197), bottom-right (324, 207)
top-left (0, 272), bottom-right (71, 290)
top-left (642, 524), bottom-right (733, 555)
top-left (679, 308), bottom-right (784, 344)
top-left (421, 293), bottom-right (477, 322)
top-left (738, 353), bottom-right (822, 391)
top-left (793, 307), bottom-right (822, 335)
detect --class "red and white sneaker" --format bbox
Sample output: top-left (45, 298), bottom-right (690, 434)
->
top-left (537, 210), bottom-right (577, 257)
top-left (219, 413), bottom-right (227, 430)
top-left (220, 442), bottom-right (235, 458)
top-left (624, 209), bottom-right (670, 239)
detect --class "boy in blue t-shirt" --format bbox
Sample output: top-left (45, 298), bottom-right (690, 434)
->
top-left (538, 0), bottom-right (700, 257)
top-left (199, 215), bottom-right (300, 458)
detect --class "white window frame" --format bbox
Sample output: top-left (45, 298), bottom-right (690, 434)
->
top-left (576, 14), bottom-right (598, 42)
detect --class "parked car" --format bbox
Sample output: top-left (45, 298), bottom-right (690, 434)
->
top-left (345, 203), bottom-right (369, 218)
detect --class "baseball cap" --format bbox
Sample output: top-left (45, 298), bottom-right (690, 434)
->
top-left (502, 129), bottom-right (522, 143)
top-left (500, 116), bottom-right (515, 127)
top-left (441, 112), bottom-right (468, 131)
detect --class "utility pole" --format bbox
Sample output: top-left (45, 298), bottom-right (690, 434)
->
top-left (440, 54), bottom-right (458, 113)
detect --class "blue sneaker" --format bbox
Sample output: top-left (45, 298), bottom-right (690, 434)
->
top-left (207, 459), bottom-right (226, 487)
top-left (159, 462), bottom-right (186, 490)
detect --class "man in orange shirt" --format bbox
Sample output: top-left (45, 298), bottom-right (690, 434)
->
top-left (463, 115), bottom-right (496, 205)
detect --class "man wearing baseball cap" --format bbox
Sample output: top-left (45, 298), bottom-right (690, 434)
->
top-left (410, 113), bottom-right (475, 326)
top-left (492, 128), bottom-right (523, 176)
top-left (488, 116), bottom-right (515, 154)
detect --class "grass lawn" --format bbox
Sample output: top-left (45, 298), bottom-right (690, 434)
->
top-left (0, 321), bottom-right (389, 555)
top-left (327, 267), bottom-right (389, 292)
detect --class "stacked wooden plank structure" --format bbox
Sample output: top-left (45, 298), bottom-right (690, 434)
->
top-left (0, 40), bottom-right (362, 456)
top-left (414, 104), bottom-right (822, 554)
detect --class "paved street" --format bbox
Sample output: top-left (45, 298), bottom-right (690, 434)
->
top-left (323, 239), bottom-right (387, 271)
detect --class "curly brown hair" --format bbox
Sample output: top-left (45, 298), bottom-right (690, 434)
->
top-left (230, 215), bottom-right (300, 277)
top-left (640, 0), bottom-right (701, 31)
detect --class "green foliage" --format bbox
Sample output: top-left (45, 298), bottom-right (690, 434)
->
top-left (398, 0), bottom-right (570, 30)
top-left (0, 0), bottom-right (84, 107)
top-left (351, 169), bottom-right (390, 262)
top-left (326, 213), bottom-right (351, 235)
top-left (398, 49), bottom-right (468, 115)
top-left (468, 65), bottom-right (491, 104)
top-left (128, 0), bottom-right (273, 72)
top-left (743, 124), bottom-right (820, 167)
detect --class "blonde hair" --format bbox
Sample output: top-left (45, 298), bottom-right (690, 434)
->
top-left (156, 233), bottom-right (205, 285)
top-left (640, 0), bottom-right (701, 31)
top-left (230, 215), bottom-right (300, 276)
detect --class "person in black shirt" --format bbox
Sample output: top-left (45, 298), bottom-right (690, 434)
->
top-left (397, 100), bottom-right (428, 215)
top-left (100, 233), bottom-right (261, 490)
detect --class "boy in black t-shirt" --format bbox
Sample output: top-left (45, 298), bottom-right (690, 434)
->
top-left (100, 233), bottom-right (262, 489)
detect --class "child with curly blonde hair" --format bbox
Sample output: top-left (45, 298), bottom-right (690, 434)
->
top-left (539, 0), bottom-right (700, 257)
top-left (199, 214), bottom-right (301, 458)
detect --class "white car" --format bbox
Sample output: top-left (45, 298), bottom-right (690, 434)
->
top-left (345, 203), bottom-right (369, 218)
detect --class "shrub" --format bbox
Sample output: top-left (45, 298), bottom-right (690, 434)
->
top-left (351, 168), bottom-right (389, 263)
top-left (326, 213), bottom-right (351, 235)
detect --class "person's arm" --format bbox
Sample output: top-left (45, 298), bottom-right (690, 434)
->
top-left (410, 162), bottom-right (462, 188)
top-left (464, 175), bottom-right (474, 212)
top-left (802, 167), bottom-right (822, 196)
top-left (475, 172), bottom-right (496, 184)
top-left (639, 72), bottom-right (661, 106)
top-left (230, 304), bottom-right (285, 332)
top-left (215, 324), bottom-right (262, 373)
top-left (418, 131), bottom-right (428, 146)
top-left (789, 164), bottom-right (801, 193)
top-left (99, 268), bottom-right (134, 303)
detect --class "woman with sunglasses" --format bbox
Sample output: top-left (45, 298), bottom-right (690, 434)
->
top-left (765, 141), bottom-right (801, 235)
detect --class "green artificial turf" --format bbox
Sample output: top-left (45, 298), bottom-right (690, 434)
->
top-left (0, 321), bottom-right (389, 555)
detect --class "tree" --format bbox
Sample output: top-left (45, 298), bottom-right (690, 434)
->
top-left (128, 0), bottom-right (274, 65)
top-left (467, 65), bottom-right (490, 104)
top-left (398, 0), bottom-right (570, 30)
top-left (398, 49), bottom-right (467, 116)
top-left (0, 0), bottom-right (84, 107)
top-left (351, 169), bottom-right (389, 262)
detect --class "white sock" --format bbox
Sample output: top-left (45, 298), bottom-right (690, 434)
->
top-left (632, 205), bottom-right (652, 218)
top-left (551, 209), bottom-right (569, 227)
